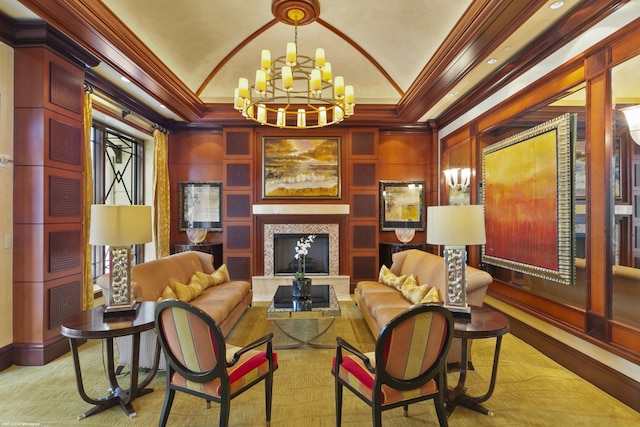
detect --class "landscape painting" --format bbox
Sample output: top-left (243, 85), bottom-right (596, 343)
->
top-left (262, 137), bottom-right (340, 199)
top-left (482, 113), bottom-right (575, 285)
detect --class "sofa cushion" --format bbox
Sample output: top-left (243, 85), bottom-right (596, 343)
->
top-left (193, 280), bottom-right (252, 323)
top-left (378, 265), bottom-right (406, 289)
top-left (194, 270), bottom-right (216, 289)
top-left (158, 285), bottom-right (178, 301)
top-left (172, 279), bottom-right (204, 302)
top-left (211, 264), bottom-right (231, 285)
top-left (420, 287), bottom-right (441, 303)
top-left (401, 282), bottom-right (430, 304)
top-left (365, 290), bottom-right (411, 318)
top-left (356, 281), bottom-right (400, 301)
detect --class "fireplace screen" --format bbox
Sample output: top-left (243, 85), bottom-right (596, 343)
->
top-left (273, 233), bottom-right (330, 276)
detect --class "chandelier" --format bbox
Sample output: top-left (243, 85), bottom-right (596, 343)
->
top-left (234, 0), bottom-right (354, 128)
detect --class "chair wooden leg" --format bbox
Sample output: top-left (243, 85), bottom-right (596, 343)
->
top-left (265, 371), bottom-right (274, 422)
top-left (159, 388), bottom-right (175, 427)
top-left (435, 395), bottom-right (449, 427)
top-left (219, 395), bottom-right (231, 427)
top-left (373, 405), bottom-right (382, 427)
top-left (403, 404), bottom-right (408, 417)
top-left (335, 378), bottom-right (343, 427)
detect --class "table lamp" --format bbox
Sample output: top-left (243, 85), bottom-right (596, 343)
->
top-left (427, 205), bottom-right (486, 318)
top-left (90, 204), bottom-right (152, 318)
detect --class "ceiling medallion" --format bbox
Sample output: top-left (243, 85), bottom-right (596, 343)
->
top-left (234, 0), bottom-right (355, 129)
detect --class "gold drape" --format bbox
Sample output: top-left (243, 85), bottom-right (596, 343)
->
top-left (82, 90), bottom-right (94, 310)
top-left (153, 129), bottom-right (171, 258)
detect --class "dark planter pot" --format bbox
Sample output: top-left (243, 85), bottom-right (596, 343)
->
top-left (292, 278), bottom-right (312, 298)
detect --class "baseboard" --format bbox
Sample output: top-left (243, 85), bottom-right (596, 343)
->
top-left (0, 343), bottom-right (12, 371)
top-left (485, 297), bottom-right (640, 412)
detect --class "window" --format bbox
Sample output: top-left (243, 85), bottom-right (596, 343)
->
top-left (91, 122), bottom-right (145, 280)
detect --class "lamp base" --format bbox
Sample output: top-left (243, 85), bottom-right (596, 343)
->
top-left (103, 301), bottom-right (140, 320)
top-left (444, 304), bottom-right (472, 320)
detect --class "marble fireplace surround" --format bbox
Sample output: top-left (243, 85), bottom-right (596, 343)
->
top-left (264, 223), bottom-right (339, 276)
top-left (252, 204), bottom-right (351, 301)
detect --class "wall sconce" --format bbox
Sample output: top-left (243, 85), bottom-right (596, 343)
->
top-left (427, 205), bottom-right (486, 318)
top-left (621, 105), bottom-right (640, 145)
top-left (443, 168), bottom-right (471, 191)
top-left (90, 204), bottom-right (152, 319)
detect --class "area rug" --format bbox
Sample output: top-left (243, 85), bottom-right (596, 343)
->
top-left (0, 300), bottom-right (638, 426)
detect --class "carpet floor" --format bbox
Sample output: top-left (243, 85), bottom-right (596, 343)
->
top-left (0, 300), bottom-right (638, 426)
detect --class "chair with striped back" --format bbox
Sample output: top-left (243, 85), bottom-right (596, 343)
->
top-left (332, 304), bottom-right (453, 426)
top-left (154, 300), bottom-right (278, 427)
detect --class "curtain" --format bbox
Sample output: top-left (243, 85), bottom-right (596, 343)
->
top-left (153, 129), bottom-right (171, 258)
top-left (82, 90), bottom-right (94, 310)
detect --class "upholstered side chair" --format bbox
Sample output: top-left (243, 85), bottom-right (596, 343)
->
top-left (155, 300), bottom-right (278, 427)
top-left (332, 304), bottom-right (453, 427)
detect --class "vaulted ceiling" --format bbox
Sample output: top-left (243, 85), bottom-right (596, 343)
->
top-left (0, 0), bottom-right (629, 130)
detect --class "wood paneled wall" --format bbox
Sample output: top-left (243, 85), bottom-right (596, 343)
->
top-left (13, 46), bottom-right (85, 365)
top-left (168, 128), bottom-right (433, 290)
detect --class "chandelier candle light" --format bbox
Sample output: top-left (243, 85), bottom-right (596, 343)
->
top-left (427, 205), bottom-right (486, 319)
top-left (234, 0), bottom-right (354, 128)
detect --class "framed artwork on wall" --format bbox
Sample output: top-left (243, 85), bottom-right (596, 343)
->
top-left (178, 181), bottom-right (223, 231)
top-left (262, 137), bottom-right (341, 199)
top-left (482, 113), bottom-right (575, 285)
top-left (379, 181), bottom-right (425, 231)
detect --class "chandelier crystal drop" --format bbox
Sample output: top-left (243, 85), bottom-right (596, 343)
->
top-left (234, 3), bottom-right (354, 128)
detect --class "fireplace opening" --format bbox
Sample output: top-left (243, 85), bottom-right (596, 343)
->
top-left (273, 233), bottom-right (330, 276)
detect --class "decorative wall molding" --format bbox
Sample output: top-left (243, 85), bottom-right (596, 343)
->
top-left (253, 204), bottom-right (350, 215)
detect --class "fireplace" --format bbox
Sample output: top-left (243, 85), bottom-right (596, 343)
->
top-left (263, 223), bottom-right (340, 276)
top-left (273, 233), bottom-right (330, 276)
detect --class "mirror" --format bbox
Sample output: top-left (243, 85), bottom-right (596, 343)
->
top-left (611, 54), bottom-right (640, 329)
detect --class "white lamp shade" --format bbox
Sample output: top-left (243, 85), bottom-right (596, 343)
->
top-left (90, 204), bottom-right (152, 246)
top-left (427, 205), bottom-right (486, 246)
top-left (621, 105), bottom-right (640, 144)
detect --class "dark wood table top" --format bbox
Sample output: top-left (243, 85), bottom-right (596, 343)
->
top-left (453, 305), bottom-right (510, 339)
top-left (60, 301), bottom-right (157, 340)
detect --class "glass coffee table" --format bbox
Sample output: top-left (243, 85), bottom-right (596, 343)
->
top-left (267, 284), bottom-right (341, 348)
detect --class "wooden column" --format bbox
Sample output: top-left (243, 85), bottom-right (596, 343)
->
top-left (13, 45), bottom-right (87, 365)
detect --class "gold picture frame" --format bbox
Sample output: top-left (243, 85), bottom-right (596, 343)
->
top-left (262, 137), bottom-right (341, 199)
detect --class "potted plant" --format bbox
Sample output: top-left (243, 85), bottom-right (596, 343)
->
top-left (292, 234), bottom-right (315, 298)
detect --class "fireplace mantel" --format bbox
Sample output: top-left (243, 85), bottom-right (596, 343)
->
top-left (253, 204), bottom-right (350, 215)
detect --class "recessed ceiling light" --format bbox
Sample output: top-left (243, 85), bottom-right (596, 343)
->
top-left (549, 1), bottom-right (564, 10)
top-left (120, 76), bottom-right (130, 83)
top-left (503, 46), bottom-right (513, 52)
top-left (449, 92), bottom-right (458, 97)
top-left (487, 58), bottom-right (498, 65)
top-left (160, 104), bottom-right (166, 109)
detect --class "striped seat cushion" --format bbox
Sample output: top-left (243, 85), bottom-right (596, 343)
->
top-left (160, 306), bottom-right (277, 398)
top-left (172, 345), bottom-right (278, 397)
top-left (332, 310), bottom-right (445, 405)
top-left (334, 353), bottom-right (437, 404)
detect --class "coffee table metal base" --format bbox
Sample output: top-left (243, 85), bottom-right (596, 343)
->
top-left (272, 318), bottom-right (336, 349)
top-left (267, 285), bottom-right (341, 349)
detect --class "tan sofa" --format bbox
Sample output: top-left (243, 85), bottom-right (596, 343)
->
top-left (99, 250), bottom-right (252, 370)
top-left (354, 249), bottom-right (493, 365)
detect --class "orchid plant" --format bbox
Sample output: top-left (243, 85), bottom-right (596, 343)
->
top-left (294, 234), bottom-right (316, 280)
